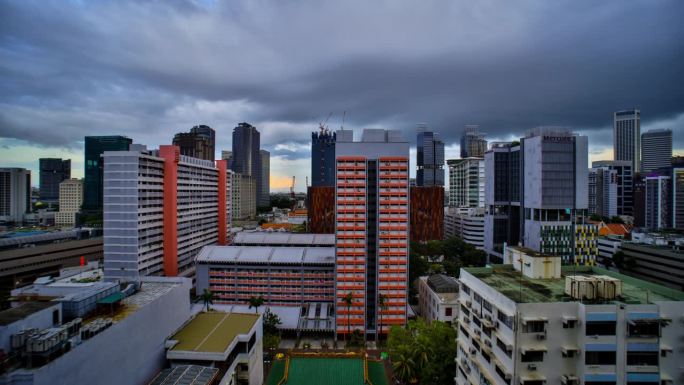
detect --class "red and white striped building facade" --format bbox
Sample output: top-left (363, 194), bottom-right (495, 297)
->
top-left (335, 129), bottom-right (410, 339)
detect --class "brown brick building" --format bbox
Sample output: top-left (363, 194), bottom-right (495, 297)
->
top-left (410, 186), bottom-right (444, 241)
top-left (307, 186), bottom-right (335, 233)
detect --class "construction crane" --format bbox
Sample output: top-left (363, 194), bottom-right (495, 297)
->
top-left (319, 112), bottom-right (333, 132)
top-left (290, 176), bottom-right (296, 210)
top-left (305, 176), bottom-right (309, 188)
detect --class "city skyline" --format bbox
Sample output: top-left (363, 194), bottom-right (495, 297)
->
top-left (1, 1), bottom-right (683, 191)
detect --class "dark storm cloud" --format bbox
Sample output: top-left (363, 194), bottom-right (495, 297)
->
top-left (1, 0), bottom-right (683, 160)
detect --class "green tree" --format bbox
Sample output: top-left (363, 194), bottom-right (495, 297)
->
top-left (609, 216), bottom-right (624, 224)
top-left (377, 294), bottom-right (388, 343)
top-left (589, 213), bottom-right (603, 222)
top-left (200, 288), bottom-right (213, 311)
top-left (248, 295), bottom-right (264, 313)
top-left (263, 308), bottom-right (282, 335)
top-left (342, 292), bottom-right (354, 343)
top-left (263, 333), bottom-right (281, 351)
top-left (349, 329), bottom-right (364, 347)
top-left (392, 345), bottom-right (417, 384)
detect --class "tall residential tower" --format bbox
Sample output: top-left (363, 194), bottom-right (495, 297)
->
top-left (334, 129), bottom-right (409, 340)
top-left (416, 129), bottom-right (445, 186)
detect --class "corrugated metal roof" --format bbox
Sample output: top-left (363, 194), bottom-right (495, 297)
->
top-left (197, 245), bottom-right (335, 265)
top-left (232, 232), bottom-right (334, 246)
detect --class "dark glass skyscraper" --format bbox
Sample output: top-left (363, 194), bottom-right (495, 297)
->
top-left (460, 125), bottom-right (487, 158)
top-left (231, 123), bottom-right (262, 205)
top-left (416, 129), bottom-right (445, 186)
top-left (84, 136), bottom-right (132, 211)
top-left (311, 129), bottom-right (336, 187)
top-left (641, 128), bottom-right (672, 173)
top-left (172, 124), bottom-right (216, 161)
top-left (39, 158), bottom-right (71, 202)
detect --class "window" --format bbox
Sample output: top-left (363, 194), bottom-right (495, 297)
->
top-left (562, 319), bottom-right (577, 329)
top-left (586, 321), bottom-right (616, 335)
top-left (521, 351), bottom-right (544, 362)
top-left (496, 337), bottom-right (512, 358)
top-left (445, 307), bottom-right (453, 317)
top-left (626, 351), bottom-right (658, 366)
top-left (585, 351), bottom-right (616, 365)
top-left (522, 321), bottom-right (545, 333)
top-left (495, 365), bottom-right (511, 385)
top-left (627, 321), bottom-right (660, 337)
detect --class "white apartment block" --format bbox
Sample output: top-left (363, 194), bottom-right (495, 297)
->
top-left (103, 145), bottom-right (231, 281)
top-left (55, 178), bottom-right (83, 227)
top-left (231, 172), bottom-right (256, 221)
top-left (444, 207), bottom-right (485, 249)
top-left (448, 158), bottom-right (485, 209)
top-left (455, 246), bottom-right (684, 385)
top-left (418, 274), bottom-right (459, 324)
top-left (0, 168), bottom-right (31, 224)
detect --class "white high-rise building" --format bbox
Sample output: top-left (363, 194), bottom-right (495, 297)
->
top-left (55, 178), bottom-right (83, 227)
top-left (455, 246), bottom-right (684, 385)
top-left (103, 145), bottom-right (231, 281)
top-left (588, 168), bottom-right (617, 218)
top-left (0, 168), bottom-right (31, 224)
top-left (448, 158), bottom-right (485, 209)
top-left (644, 175), bottom-right (671, 230)
top-left (641, 129), bottom-right (672, 173)
top-left (614, 109), bottom-right (641, 173)
top-left (445, 207), bottom-right (485, 249)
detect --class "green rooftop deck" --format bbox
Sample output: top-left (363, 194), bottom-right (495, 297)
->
top-left (466, 265), bottom-right (684, 304)
top-left (170, 312), bottom-right (259, 353)
top-left (266, 355), bottom-right (388, 385)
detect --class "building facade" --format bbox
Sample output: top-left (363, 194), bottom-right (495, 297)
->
top-left (0, 168), bottom-right (31, 224)
top-left (410, 186), bottom-right (444, 242)
top-left (674, 168), bottom-right (684, 230)
top-left (83, 136), bottom-right (132, 212)
top-left (460, 125), bottom-right (487, 158)
top-left (55, 179), bottom-right (83, 227)
top-left (307, 186), bottom-right (335, 234)
top-left (196, 245), bottom-right (335, 306)
top-left (614, 109), bottom-right (641, 173)
top-left (231, 123), bottom-right (262, 210)
top-left (38, 158), bottom-right (71, 203)
top-left (231, 173), bottom-right (256, 221)
top-left (644, 175), bottom-right (671, 230)
top-left (456, 259), bottom-right (684, 385)
top-left (172, 124), bottom-right (216, 161)
top-left (588, 167), bottom-right (617, 218)
top-left (311, 129), bottom-right (336, 187)
top-left (416, 129), bottom-right (445, 186)
top-left (103, 146), bottom-right (231, 281)
top-left (444, 208), bottom-right (485, 249)
top-left (448, 158), bottom-right (484, 209)
top-left (335, 129), bottom-right (409, 339)
top-left (259, 149), bottom-right (270, 207)
top-left (641, 128), bottom-right (672, 173)
top-left (417, 274), bottom-right (459, 324)
top-left (591, 160), bottom-right (633, 216)
top-left (484, 143), bottom-right (521, 261)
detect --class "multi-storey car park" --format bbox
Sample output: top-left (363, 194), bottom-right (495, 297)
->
top-left (455, 245), bottom-right (684, 385)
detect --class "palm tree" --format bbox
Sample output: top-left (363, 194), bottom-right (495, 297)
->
top-left (392, 346), bottom-right (416, 384)
top-left (377, 293), bottom-right (388, 343)
top-left (342, 292), bottom-right (354, 343)
top-left (248, 295), bottom-right (265, 314)
top-left (201, 288), bottom-right (213, 312)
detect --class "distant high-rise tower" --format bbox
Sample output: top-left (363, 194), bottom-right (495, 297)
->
top-left (416, 129), bottom-right (445, 186)
top-left (172, 124), bottom-right (215, 161)
top-left (39, 158), bottom-right (71, 203)
top-left (259, 150), bottom-right (270, 207)
top-left (335, 129), bottom-right (409, 340)
top-left (614, 109), bottom-right (641, 173)
top-left (447, 158), bottom-right (484, 209)
top-left (231, 122), bottom-right (262, 208)
top-left (311, 129), bottom-right (336, 187)
top-left (644, 175), bottom-right (671, 230)
top-left (641, 128), bottom-right (672, 173)
top-left (84, 136), bottom-right (132, 212)
top-left (221, 150), bottom-right (233, 168)
top-left (591, 160), bottom-right (633, 216)
top-left (0, 168), bottom-right (31, 224)
top-left (460, 125), bottom-right (487, 158)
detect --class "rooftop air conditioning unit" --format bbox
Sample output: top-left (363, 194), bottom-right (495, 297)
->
top-left (527, 364), bottom-right (537, 371)
top-left (536, 333), bottom-right (547, 340)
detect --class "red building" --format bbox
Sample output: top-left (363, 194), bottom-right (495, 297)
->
top-left (410, 186), bottom-right (444, 242)
top-left (307, 186), bottom-right (335, 234)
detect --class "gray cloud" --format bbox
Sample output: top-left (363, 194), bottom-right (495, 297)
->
top-left (1, 0), bottom-right (683, 161)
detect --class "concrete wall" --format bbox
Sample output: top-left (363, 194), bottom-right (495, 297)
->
top-left (0, 278), bottom-right (192, 385)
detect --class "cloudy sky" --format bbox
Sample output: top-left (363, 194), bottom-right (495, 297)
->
top-left (1, 0), bottom-right (682, 191)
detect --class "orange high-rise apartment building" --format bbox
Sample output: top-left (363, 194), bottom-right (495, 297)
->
top-left (335, 129), bottom-right (409, 340)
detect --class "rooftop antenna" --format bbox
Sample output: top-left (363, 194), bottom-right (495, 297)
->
top-left (341, 110), bottom-right (346, 130)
